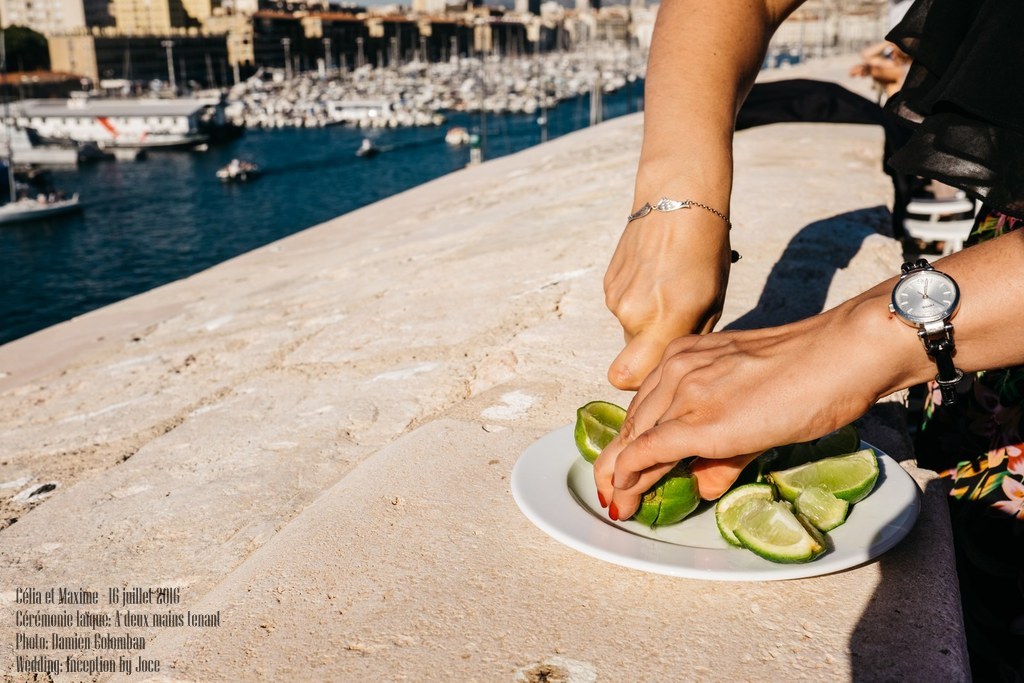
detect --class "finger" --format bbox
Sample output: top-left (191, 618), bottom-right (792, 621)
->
top-left (593, 431), bottom-right (628, 509)
top-left (612, 420), bottom-right (696, 492)
top-left (690, 453), bottom-right (762, 500)
top-left (607, 461), bottom-right (676, 522)
top-left (623, 341), bottom-right (717, 445)
top-left (608, 327), bottom-right (673, 391)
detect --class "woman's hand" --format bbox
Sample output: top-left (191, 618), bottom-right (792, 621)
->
top-left (604, 208), bottom-right (732, 391)
top-left (593, 294), bottom-right (919, 521)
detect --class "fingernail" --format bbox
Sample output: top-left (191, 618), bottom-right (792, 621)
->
top-left (597, 491), bottom-right (607, 508)
top-left (609, 502), bottom-right (619, 521)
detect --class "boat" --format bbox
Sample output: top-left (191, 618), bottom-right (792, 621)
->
top-left (445, 126), bottom-right (471, 146)
top-left (0, 34), bottom-right (83, 225)
top-left (355, 138), bottom-right (379, 159)
top-left (10, 95), bottom-right (239, 151)
top-left (0, 193), bottom-right (81, 225)
top-left (216, 158), bottom-right (260, 182)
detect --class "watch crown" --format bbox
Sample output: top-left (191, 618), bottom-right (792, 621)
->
top-left (888, 303), bottom-right (895, 313)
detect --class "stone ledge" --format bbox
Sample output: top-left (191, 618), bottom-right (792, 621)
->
top-left (0, 58), bottom-right (968, 680)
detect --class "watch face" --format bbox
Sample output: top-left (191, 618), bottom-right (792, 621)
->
top-left (892, 270), bottom-right (960, 325)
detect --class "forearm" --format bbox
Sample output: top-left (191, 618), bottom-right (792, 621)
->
top-left (636, 0), bottom-right (806, 208)
top-left (842, 228), bottom-right (1024, 399)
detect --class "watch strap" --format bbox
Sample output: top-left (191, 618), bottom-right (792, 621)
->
top-left (901, 258), bottom-right (932, 276)
top-left (920, 325), bottom-right (962, 405)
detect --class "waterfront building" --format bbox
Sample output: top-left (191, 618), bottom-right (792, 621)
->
top-left (110, 0), bottom-right (214, 34)
top-left (48, 31), bottom-right (232, 87)
top-left (514, 0), bottom-right (542, 17)
top-left (0, 0), bottom-right (98, 35)
top-left (235, 12), bottom-right (305, 72)
top-left (252, 0), bottom-right (331, 13)
top-left (415, 17), bottom-right (472, 61)
top-left (43, 6), bottom-right (598, 90)
top-left (411, 0), bottom-right (446, 14)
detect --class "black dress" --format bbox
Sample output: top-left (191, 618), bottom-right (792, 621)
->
top-left (886, 1), bottom-right (1024, 680)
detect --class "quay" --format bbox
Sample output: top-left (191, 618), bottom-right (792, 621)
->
top-left (0, 58), bottom-right (968, 680)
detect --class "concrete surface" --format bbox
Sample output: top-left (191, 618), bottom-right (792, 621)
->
top-left (0, 58), bottom-right (969, 681)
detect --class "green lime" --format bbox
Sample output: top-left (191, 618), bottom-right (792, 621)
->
top-left (573, 401), bottom-right (626, 464)
top-left (573, 401), bottom-right (699, 527)
top-left (812, 425), bottom-right (861, 459)
top-left (714, 483), bottom-right (776, 546)
top-left (793, 486), bottom-right (850, 532)
top-left (768, 448), bottom-right (879, 505)
top-left (633, 461), bottom-right (701, 527)
top-left (732, 500), bottom-right (826, 563)
top-left (752, 424), bottom-right (862, 480)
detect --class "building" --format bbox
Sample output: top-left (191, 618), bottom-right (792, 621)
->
top-left (411, 0), bottom-right (446, 14)
top-left (513, 0), bottom-right (541, 16)
top-left (0, 0), bottom-right (87, 34)
top-left (110, 0), bottom-right (219, 34)
top-left (49, 32), bottom-right (232, 88)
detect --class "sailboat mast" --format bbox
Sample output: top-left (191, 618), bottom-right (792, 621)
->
top-left (1, 30), bottom-right (16, 203)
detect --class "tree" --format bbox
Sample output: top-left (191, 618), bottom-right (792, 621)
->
top-left (1, 26), bottom-right (50, 72)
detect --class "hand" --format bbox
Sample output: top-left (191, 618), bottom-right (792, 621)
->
top-left (603, 208), bottom-right (732, 391)
top-left (593, 299), bottom-right (911, 521)
top-left (848, 42), bottom-right (910, 97)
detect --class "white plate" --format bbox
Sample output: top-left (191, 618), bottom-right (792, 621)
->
top-left (511, 424), bottom-right (921, 581)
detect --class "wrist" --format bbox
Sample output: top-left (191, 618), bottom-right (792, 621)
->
top-left (633, 151), bottom-right (733, 213)
top-left (838, 283), bottom-right (938, 400)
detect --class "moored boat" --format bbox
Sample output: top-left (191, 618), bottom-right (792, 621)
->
top-left (0, 193), bottom-right (81, 225)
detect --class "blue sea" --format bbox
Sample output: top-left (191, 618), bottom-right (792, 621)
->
top-left (0, 85), bottom-right (642, 345)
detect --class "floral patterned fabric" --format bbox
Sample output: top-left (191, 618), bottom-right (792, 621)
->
top-left (915, 208), bottom-right (1024, 682)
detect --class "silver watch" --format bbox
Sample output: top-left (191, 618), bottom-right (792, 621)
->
top-left (889, 259), bottom-right (963, 404)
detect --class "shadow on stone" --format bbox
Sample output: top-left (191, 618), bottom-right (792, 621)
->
top-left (725, 206), bottom-right (893, 331)
top-left (848, 477), bottom-right (970, 680)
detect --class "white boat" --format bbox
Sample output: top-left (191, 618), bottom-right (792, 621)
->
top-left (355, 138), bottom-right (379, 158)
top-left (10, 96), bottom-right (237, 150)
top-left (445, 126), bottom-right (471, 146)
top-left (0, 194), bottom-right (81, 225)
top-left (1, 34), bottom-right (83, 226)
top-left (216, 159), bottom-right (260, 182)
top-left (325, 100), bottom-right (392, 126)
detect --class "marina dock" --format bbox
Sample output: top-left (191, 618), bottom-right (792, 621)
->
top-left (0, 58), bottom-right (968, 680)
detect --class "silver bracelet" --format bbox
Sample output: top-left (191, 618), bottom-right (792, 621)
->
top-left (627, 197), bottom-right (732, 229)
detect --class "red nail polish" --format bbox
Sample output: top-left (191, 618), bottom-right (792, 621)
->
top-left (609, 502), bottom-right (619, 521)
top-left (597, 491), bottom-right (607, 508)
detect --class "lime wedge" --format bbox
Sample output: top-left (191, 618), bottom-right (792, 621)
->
top-left (573, 401), bottom-right (626, 464)
top-left (812, 425), bottom-right (861, 459)
top-left (633, 461), bottom-right (700, 527)
top-left (733, 500), bottom-right (826, 563)
top-left (769, 448), bottom-right (879, 504)
top-left (714, 483), bottom-right (775, 546)
top-left (573, 400), bottom-right (699, 527)
top-left (753, 424), bottom-right (862, 481)
top-left (793, 486), bottom-right (850, 532)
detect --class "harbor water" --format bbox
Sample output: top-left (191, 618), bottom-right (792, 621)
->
top-left (0, 85), bottom-right (642, 346)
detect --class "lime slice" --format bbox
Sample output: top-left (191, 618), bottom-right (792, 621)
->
top-left (793, 486), bottom-right (850, 532)
top-left (769, 448), bottom-right (879, 504)
top-left (573, 401), bottom-right (626, 464)
top-left (812, 424), bottom-right (861, 459)
top-left (733, 500), bottom-right (826, 563)
top-left (633, 461), bottom-right (700, 527)
top-left (714, 483), bottom-right (775, 546)
top-left (753, 424), bottom-right (862, 481)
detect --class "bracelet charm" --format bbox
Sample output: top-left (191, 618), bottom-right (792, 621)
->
top-left (627, 197), bottom-right (732, 229)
